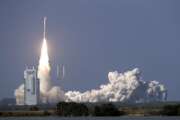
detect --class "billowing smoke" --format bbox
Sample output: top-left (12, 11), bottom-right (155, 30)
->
top-left (15, 67), bottom-right (167, 105)
top-left (65, 68), bottom-right (167, 103)
top-left (14, 39), bottom-right (167, 105)
top-left (14, 84), bottom-right (24, 105)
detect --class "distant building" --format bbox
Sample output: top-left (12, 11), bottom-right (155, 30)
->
top-left (24, 67), bottom-right (39, 105)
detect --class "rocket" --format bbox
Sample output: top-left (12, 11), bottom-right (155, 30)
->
top-left (43, 17), bottom-right (47, 39)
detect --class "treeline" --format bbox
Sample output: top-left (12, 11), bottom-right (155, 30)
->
top-left (56, 102), bottom-right (180, 116)
top-left (0, 102), bottom-right (180, 116)
top-left (56, 102), bottom-right (124, 116)
top-left (161, 104), bottom-right (180, 116)
top-left (93, 103), bottom-right (125, 116)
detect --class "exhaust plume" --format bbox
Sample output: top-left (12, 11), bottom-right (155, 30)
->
top-left (38, 38), bottom-right (51, 94)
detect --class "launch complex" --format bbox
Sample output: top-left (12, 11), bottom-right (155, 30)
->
top-left (21, 17), bottom-right (49, 105)
top-left (15, 17), bottom-right (167, 106)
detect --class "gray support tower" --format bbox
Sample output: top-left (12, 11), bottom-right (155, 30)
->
top-left (24, 67), bottom-right (39, 105)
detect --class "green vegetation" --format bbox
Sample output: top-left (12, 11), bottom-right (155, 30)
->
top-left (0, 102), bottom-right (180, 116)
top-left (93, 103), bottom-right (123, 116)
top-left (56, 102), bottom-right (89, 116)
top-left (161, 104), bottom-right (180, 116)
top-left (56, 102), bottom-right (123, 116)
top-left (29, 106), bottom-right (39, 111)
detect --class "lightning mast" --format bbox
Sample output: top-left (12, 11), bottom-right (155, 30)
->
top-left (57, 64), bottom-right (65, 80)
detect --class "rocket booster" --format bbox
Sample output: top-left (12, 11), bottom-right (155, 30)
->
top-left (43, 17), bottom-right (47, 39)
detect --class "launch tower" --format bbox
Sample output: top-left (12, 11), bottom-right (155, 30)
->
top-left (24, 67), bottom-right (39, 105)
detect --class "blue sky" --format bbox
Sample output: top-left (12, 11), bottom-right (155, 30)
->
top-left (0, 0), bottom-right (180, 100)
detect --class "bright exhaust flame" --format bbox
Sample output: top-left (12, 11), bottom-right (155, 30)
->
top-left (38, 38), bottom-right (51, 96)
top-left (39, 38), bottom-right (50, 71)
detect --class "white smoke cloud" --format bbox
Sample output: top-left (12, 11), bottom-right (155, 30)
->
top-left (14, 84), bottom-right (24, 105)
top-left (47, 86), bottom-right (66, 103)
top-left (65, 68), bottom-right (167, 103)
top-left (15, 68), bottom-right (167, 104)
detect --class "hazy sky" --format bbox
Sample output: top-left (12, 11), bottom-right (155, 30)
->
top-left (0, 0), bottom-right (180, 100)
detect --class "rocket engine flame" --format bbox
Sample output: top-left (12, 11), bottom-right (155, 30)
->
top-left (38, 38), bottom-right (51, 96)
top-left (39, 38), bottom-right (50, 71)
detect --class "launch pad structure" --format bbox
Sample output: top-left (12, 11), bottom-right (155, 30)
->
top-left (24, 67), bottom-right (39, 105)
